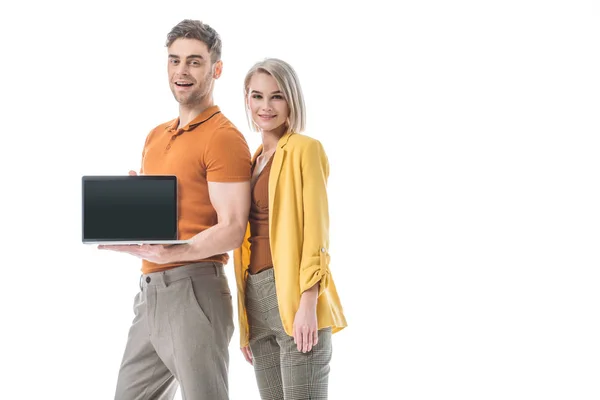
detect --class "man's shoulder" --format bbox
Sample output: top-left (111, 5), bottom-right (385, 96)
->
top-left (145, 118), bottom-right (177, 140)
top-left (140, 120), bottom-right (173, 151)
top-left (210, 112), bottom-right (243, 135)
top-left (153, 118), bottom-right (177, 133)
top-left (207, 113), bottom-right (248, 146)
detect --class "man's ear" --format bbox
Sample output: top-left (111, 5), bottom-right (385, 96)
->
top-left (213, 60), bottom-right (223, 79)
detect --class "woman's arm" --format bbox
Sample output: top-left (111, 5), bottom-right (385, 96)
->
top-left (294, 139), bottom-right (331, 353)
top-left (298, 139), bottom-right (332, 296)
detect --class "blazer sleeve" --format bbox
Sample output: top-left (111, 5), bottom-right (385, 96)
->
top-left (299, 139), bottom-right (331, 296)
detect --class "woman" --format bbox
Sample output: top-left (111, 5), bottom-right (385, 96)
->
top-left (233, 58), bottom-right (348, 400)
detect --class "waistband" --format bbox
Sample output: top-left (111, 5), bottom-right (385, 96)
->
top-left (140, 262), bottom-right (223, 289)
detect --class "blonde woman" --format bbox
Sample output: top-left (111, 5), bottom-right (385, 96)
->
top-left (233, 58), bottom-right (347, 400)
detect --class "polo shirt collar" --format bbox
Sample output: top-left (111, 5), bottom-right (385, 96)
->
top-left (167, 105), bottom-right (221, 133)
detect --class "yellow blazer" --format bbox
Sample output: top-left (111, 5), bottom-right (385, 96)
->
top-left (233, 132), bottom-right (348, 347)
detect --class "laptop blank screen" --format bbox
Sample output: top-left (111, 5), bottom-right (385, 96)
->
top-left (82, 176), bottom-right (178, 242)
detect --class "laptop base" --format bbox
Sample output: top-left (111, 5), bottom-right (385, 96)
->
top-left (83, 239), bottom-right (192, 245)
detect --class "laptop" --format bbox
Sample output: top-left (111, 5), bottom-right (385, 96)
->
top-left (82, 175), bottom-right (191, 245)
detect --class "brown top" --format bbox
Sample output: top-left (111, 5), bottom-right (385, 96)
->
top-left (140, 105), bottom-right (252, 274)
top-left (248, 154), bottom-right (274, 274)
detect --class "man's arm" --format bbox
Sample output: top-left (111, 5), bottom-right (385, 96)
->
top-left (168, 180), bottom-right (251, 262)
top-left (98, 125), bottom-right (252, 263)
top-left (98, 181), bottom-right (250, 264)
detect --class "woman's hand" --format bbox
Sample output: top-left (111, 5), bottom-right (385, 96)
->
top-left (241, 345), bottom-right (253, 365)
top-left (292, 284), bottom-right (319, 353)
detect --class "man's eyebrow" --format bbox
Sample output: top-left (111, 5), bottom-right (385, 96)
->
top-left (168, 54), bottom-right (205, 60)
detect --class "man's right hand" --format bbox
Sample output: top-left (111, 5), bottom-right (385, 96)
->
top-left (129, 170), bottom-right (138, 176)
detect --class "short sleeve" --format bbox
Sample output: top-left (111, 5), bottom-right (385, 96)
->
top-left (139, 127), bottom-right (157, 174)
top-left (205, 127), bottom-right (252, 182)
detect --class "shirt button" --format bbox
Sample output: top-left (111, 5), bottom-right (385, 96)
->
top-left (321, 247), bottom-right (326, 253)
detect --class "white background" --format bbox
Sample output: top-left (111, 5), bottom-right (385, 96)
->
top-left (1, 1), bottom-right (599, 399)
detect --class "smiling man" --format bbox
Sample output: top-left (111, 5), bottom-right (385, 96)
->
top-left (104, 19), bottom-right (252, 400)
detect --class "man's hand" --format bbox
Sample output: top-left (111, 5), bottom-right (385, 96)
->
top-left (98, 243), bottom-right (178, 264)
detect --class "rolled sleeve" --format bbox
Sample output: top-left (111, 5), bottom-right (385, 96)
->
top-left (300, 246), bottom-right (331, 296)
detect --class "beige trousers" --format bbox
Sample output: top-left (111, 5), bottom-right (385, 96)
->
top-left (114, 262), bottom-right (234, 400)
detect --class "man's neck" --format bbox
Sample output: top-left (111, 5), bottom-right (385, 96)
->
top-left (177, 97), bottom-right (215, 129)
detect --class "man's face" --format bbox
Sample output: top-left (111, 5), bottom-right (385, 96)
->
top-left (167, 38), bottom-right (221, 106)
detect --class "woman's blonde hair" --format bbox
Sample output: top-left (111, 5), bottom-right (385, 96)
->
top-left (244, 58), bottom-right (306, 134)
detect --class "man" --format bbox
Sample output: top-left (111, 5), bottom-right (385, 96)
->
top-left (100, 19), bottom-right (252, 400)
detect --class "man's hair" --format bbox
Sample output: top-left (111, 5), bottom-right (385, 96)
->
top-left (166, 19), bottom-right (222, 63)
top-left (244, 58), bottom-right (306, 134)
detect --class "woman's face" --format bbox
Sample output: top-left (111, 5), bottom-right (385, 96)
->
top-left (247, 72), bottom-right (289, 134)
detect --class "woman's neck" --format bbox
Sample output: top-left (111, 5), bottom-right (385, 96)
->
top-left (261, 125), bottom-right (287, 154)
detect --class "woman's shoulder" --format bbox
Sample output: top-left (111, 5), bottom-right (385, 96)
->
top-left (287, 132), bottom-right (323, 150)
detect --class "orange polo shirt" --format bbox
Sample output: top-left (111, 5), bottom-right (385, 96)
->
top-left (140, 105), bottom-right (252, 274)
